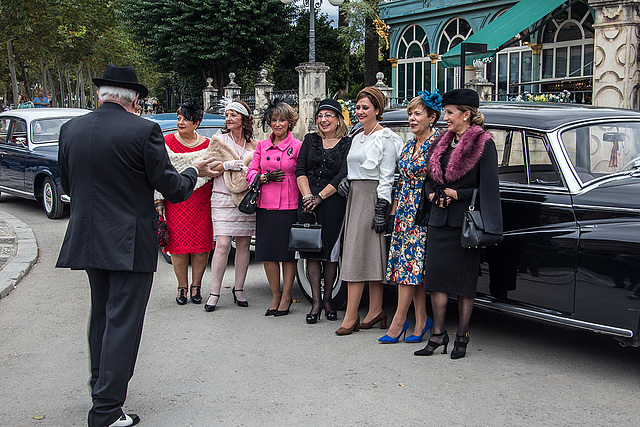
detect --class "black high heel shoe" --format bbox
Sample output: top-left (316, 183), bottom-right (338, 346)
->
top-left (190, 285), bottom-right (202, 304)
top-left (414, 331), bottom-right (449, 356)
top-left (325, 309), bottom-right (338, 321)
top-left (176, 287), bottom-right (188, 305)
top-left (306, 312), bottom-right (320, 324)
top-left (232, 286), bottom-right (248, 307)
top-left (204, 293), bottom-right (219, 312)
top-left (450, 332), bottom-right (470, 359)
top-left (265, 308), bottom-right (277, 316)
top-left (274, 298), bottom-right (293, 317)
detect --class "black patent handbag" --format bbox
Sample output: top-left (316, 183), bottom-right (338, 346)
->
top-left (288, 212), bottom-right (323, 253)
top-left (461, 188), bottom-right (503, 248)
top-left (238, 175), bottom-right (261, 215)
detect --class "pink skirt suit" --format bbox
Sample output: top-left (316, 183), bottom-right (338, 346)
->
top-left (246, 131), bottom-right (302, 262)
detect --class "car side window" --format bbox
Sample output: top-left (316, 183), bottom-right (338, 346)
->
top-left (492, 129), bottom-right (527, 184)
top-left (527, 134), bottom-right (563, 186)
top-left (11, 119), bottom-right (28, 146)
top-left (0, 118), bottom-right (10, 144)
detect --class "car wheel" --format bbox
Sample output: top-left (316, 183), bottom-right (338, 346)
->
top-left (42, 176), bottom-right (64, 219)
top-left (296, 258), bottom-right (347, 309)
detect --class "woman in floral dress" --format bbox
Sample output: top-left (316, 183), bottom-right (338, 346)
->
top-left (379, 91), bottom-right (442, 343)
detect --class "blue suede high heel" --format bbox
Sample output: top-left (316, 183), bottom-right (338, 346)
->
top-left (405, 316), bottom-right (434, 343)
top-left (378, 320), bottom-right (410, 343)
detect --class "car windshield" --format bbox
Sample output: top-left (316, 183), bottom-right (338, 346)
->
top-left (31, 118), bottom-right (75, 144)
top-left (561, 121), bottom-right (640, 184)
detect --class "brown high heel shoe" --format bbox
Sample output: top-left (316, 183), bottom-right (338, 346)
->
top-left (358, 311), bottom-right (388, 329)
top-left (335, 316), bottom-right (361, 335)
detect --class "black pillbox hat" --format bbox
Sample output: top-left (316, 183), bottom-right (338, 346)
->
top-left (442, 88), bottom-right (480, 108)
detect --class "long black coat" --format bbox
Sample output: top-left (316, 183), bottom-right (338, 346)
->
top-left (422, 124), bottom-right (502, 234)
top-left (56, 102), bottom-right (198, 272)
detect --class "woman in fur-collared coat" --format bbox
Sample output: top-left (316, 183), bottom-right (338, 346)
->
top-left (414, 89), bottom-right (502, 360)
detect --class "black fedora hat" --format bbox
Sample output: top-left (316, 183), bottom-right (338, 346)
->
top-left (93, 64), bottom-right (149, 98)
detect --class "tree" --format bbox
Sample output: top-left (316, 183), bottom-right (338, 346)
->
top-left (338, 0), bottom-right (385, 86)
top-left (273, 10), bottom-right (350, 95)
top-left (120, 0), bottom-right (295, 99)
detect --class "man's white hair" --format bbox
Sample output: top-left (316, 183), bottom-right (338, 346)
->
top-left (97, 86), bottom-right (138, 104)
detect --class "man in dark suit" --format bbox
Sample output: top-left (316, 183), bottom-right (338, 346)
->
top-left (56, 64), bottom-right (216, 427)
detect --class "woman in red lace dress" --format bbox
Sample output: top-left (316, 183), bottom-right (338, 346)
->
top-left (155, 99), bottom-right (214, 305)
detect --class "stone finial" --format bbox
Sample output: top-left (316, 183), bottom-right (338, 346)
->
top-left (376, 72), bottom-right (385, 84)
top-left (260, 69), bottom-right (269, 83)
top-left (229, 73), bottom-right (236, 83)
top-left (206, 77), bottom-right (214, 88)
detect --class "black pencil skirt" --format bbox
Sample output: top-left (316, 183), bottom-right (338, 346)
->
top-left (424, 225), bottom-right (481, 298)
top-left (255, 208), bottom-right (297, 262)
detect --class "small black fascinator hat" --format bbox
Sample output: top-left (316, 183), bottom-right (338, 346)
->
top-left (178, 98), bottom-right (204, 123)
top-left (260, 97), bottom-right (297, 132)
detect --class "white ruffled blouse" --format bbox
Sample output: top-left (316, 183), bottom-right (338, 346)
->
top-left (346, 127), bottom-right (403, 202)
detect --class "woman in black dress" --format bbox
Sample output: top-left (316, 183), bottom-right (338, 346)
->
top-left (415, 89), bottom-right (502, 359)
top-left (296, 99), bottom-right (351, 324)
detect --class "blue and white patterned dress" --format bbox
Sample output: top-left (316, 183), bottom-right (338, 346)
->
top-left (386, 132), bottom-right (437, 285)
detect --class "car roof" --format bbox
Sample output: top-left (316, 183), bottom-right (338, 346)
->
top-left (378, 102), bottom-right (640, 132)
top-left (0, 108), bottom-right (91, 121)
top-left (144, 113), bottom-right (225, 130)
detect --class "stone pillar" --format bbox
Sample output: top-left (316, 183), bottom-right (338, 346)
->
top-left (295, 62), bottom-right (329, 140)
top-left (253, 69), bottom-right (275, 141)
top-left (374, 72), bottom-right (394, 108)
top-left (202, 77), bottom-right (219, 113)
top-left (465, 60), bottom-right (494, 101)
top-left (224, 73), bottom-right (241, 99)
top-left (589, 0), bottom-right (640, 109)
top-left (388, 58), bottom-right (398, 100)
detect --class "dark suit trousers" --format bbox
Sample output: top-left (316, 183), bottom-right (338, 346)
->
top-left (86, 269), bottom-right (153, 427)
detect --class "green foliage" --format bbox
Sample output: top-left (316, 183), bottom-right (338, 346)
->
top-left (272, 10), bottom-right (349, 95)
top-left (119, 0), bottom-right (295, 99)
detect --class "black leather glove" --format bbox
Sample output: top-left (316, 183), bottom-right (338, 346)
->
top-left (302, 195), bottom-right (323, 213)
top-left (337, 178), bottom-right (350, 197)
top-left (265, 169), bottom-right (285, 182)
top-left (371, 197), bottom-right (390, 234)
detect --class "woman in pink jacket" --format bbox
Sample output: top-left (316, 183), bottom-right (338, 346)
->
top-left (247, 101), bottom-right (302, 317)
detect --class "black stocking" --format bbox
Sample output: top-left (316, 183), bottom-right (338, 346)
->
top-left (307, 260), bottom-right (323, 314)
top-left (322, 261), bottom-right (338, 312)
top-left (456, 296), bottom-right (474, 340)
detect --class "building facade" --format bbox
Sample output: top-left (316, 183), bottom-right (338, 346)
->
top-left (380, 0), bottom-right (640, 109)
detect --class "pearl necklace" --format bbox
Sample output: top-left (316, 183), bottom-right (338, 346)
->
top-left (360, 122), bottom-right (380, 144)
top-left (176, 132), bottom-right (202, 148)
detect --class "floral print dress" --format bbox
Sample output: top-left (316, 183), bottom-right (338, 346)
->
top-left (386, 132), bottom-right (437, 285)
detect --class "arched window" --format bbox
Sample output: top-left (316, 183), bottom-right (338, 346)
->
top-left (541, 1), bottom-right (594, 79)
top-left (437, 18), bottom-right (473, 92)
top-left (397, 25), bottom-right (431, 101)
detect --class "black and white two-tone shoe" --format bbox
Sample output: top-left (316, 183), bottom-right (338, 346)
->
top-left (109, 412), bottom-right (140, 427)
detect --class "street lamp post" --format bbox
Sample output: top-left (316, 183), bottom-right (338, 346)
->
top-left (281, 0), bottom-right (344, 63)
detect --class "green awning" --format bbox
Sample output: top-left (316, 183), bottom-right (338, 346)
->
top-left (441, 0), bottom-right (570, 68)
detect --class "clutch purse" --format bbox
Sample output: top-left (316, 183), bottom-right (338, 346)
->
top-left (238, 175), bottom-right (261, 215)
top-left (461, 188), bottom-right (503, 248)
top-left (156, 215), bottom-right (170, 248)
top-left (288, 212), bottom-right (323, 253)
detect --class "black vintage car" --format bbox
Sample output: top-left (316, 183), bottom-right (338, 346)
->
top-left (333, 102), bottom-right (640, 347)
top-left (0, 108), bottom-right (90, 218)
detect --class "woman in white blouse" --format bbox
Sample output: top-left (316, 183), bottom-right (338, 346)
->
top-left (335, 86), bottom-right (403, 335)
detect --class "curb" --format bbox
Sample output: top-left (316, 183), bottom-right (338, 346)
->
top-left (0, 210), bottom-right (39, 299)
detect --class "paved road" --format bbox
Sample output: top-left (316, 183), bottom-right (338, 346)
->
top-left (0, 195), bottom-right (638, 426)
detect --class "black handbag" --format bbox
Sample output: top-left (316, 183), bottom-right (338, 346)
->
top-left (238, 175), bottom-right (261, 214)
top-left (288, 212), bottom-right (323, 252)
top-left (414, 181), bottom-right (431, 226)
top-left (461, 188), bottom-right (503, 248)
